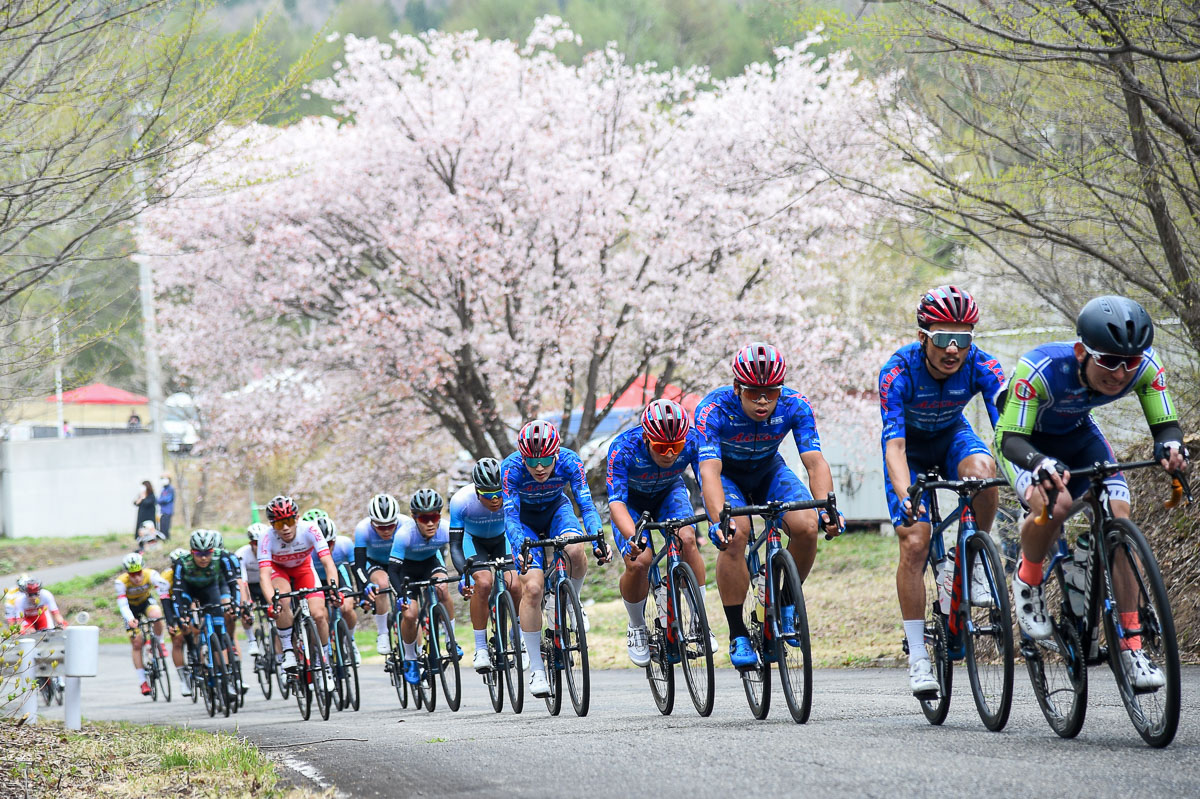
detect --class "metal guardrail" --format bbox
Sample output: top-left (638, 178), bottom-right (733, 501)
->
top-left (0, 630), bottom-right (65, 676)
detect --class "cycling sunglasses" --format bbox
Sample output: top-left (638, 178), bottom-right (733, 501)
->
top-left (373, 521), bottom-right (397, 533)
top-left (415, 513), bottom-right (441, 525)
top-left (523, 455), bottom-right (555, 469)
top-left (926, 330), bottom-right (973, 350)
top-left (1084, 345), bottom-right (1143, 372)
top-left (476, 489), bottom-right (502, 501)
top-left (191, 548), bottom-right (214, 558)
top-left (270, 517), bottom-right (296, 530)
top-left (740, 386), bottom-right (782, 402)
top-left (647, 438), bottom-right (686, 457)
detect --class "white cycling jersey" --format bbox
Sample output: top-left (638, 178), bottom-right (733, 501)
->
top-left (236, 543), bottom-right (261, 584)
top-left (257, 521), bottom-right (329, 572)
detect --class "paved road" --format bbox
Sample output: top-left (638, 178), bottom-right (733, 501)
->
top-left (35, 646), bottom-right (1200, 798)
top-left (0, 553), bottom-right (126, 590)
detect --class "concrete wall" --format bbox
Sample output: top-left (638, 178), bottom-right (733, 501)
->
top-left (0, 433), bottom-right (164, 538)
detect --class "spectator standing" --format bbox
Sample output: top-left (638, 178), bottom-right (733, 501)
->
top-left (134, 480), bottom-right (156, 550)
top-left (157, 474), bottom-right (175, 540)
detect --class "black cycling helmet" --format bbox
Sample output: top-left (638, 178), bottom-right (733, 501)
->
top-left (409, 488), bottom-right (444, 514)
top-left (1076, 295), bottom-right (1153, 356)
top-left (471, 458), bottom-right (502, 492)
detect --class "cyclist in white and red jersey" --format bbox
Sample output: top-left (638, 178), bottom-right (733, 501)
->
top-left (6, 578), bottom-right (67, 633)
top-left (258, 495), bottom-right (339, 674)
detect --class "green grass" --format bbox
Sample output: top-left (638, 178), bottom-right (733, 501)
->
top-left (0, 533), bottom-right (127, 575)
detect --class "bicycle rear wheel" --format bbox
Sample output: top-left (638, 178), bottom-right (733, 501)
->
top-left (433, 605), bottom-right (462, 712)
top-left (292, 625), bottom-right (313, 721)
top-left (156, 638), bottom-right (172, 702)
top-left (645, 589), bottom-right (675, 716)
top-left (772, 550), bottom-right (812, 724)
top-left (672, 563), bottom-right (713, 717)
top-left (740, 599), bottom-right (771, 720)
top-left (143, 641), bottom-right (160, 702)
top-left (1100, 518), bottom-right (1180, 748)
top-left (272, 627), bottom-right (291, 700)
top-left (329, 617), bottom-right (346, 711)
top-left (962, 532), bottom-right (1014, 731)
top-left (920, 610), bottom-right (953, 725)
top-left (340, 619), bottom-right (360, 711)
top-left (558, 580), bottom-right (590, 717)
top-left (498, 591), bottom-right (523, 714)
top-left (255, 620), bottom-right (273, 699)
top-left (387, 612), bottom-right (408, 708)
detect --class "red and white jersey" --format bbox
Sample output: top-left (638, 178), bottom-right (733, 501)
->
top-left (6, 589), bottom-right (58, 622)
top-left (258, 522), bottom-right (329, 572)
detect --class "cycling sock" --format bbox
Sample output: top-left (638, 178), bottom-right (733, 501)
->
top-left (245, 628), bottom-right (256, 643)
top-left (521, 631), bottom-right (544, 672)
top-left (375, 614), bottom-right (388, 635)
top-left (403, 639), bottom-right (419, 661)
top-left (569, 575), bottom-right (584, 599)
top-left (1119, 611), bottom-right (1142, 650)
top-left (474, 629), bottom-right (487, 650)
top-left (1017, 556), bottom-right (1044, 586)
top-left (135, 667), bottom-right (145, 682)
top-left (278, 626), bottom-right (293, 651)
top-left (624, 598), bottom-right (647, 628)
top-left (699, 584), bottom-right (707, 603)
top-left (177, 665), bottom-right (188, 681)
top-left (904, 619), bottom-right (927, 663)
top-left (724, 604), bottom-right (749, 640)
top-left (450, 618), bottom-right (457, 640)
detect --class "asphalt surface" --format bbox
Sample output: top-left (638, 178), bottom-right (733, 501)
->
top-left (33, 645), bottom-right (1200, 798)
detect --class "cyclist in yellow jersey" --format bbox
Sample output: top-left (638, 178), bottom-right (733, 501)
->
top-left (115, 552), bottom-right (170, 696)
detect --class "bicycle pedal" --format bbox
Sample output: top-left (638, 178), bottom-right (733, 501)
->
top-left (912, 688), bottom-right (939, 701)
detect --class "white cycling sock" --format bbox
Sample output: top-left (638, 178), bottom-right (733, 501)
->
top-left (624, 598), bottom-right (647, 628)
top-left (521, 630), bottom-right (544, 672)
top-left (403, 639), bottom-right (418, 661)
top-left (245, 627), bottom-right (256, 643)
top-left (904, 619), bottom-right (927, 663)
top-left (569, 575), bottom-right (584, 598)
top-left (474, 629), bottom-right (487, 650)
top-left (699, 584), bottom-right (707, 603)
top-left (135, 667), bottom-right (145, 682)
top-left (278, 626), bottom-right (293, 651)
top-left (375, 614), bottom-right (388, 635)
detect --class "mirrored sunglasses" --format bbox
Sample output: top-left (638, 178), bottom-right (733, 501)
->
top-left (927, 330), bottom-right (973, 349)
top-left (647, 439), bottom-right (686, 457)
top-left (270, 517), bottom-right (296, 530)
top-left (523, 456), bottom-right (555, 469)
top-left (191, 549), bottom-right (213, 558)
top-left (1084, 345), bottom-right (1143, 372)
top-left (476, 489), bottom-right (502, 501)
top-left (415, 513), bottom-right (441, 525)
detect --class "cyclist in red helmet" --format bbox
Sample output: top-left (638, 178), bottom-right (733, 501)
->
top-left (607, 399), bottom-right (714, 666)
top-left (879, 285), bottom-right (1005, 697)
top-left (5, 577), bottom-right (66, 633)
top-left (695, 342), bottom-right (843, 670)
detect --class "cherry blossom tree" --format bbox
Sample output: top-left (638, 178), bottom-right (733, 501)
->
top-left (141, 18), bottom-right (921, 503)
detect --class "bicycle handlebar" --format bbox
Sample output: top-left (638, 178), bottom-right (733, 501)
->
top-left (519, 533), bottom-right (607, 573)
top-left (465, 556), bottom-right (516, 576)
top-left (720, 493), bottom-right (840, 540)
top-left (634, 512), bottom-right (708, 536)
top-left (1031, 459), bottom-right (1192, 524)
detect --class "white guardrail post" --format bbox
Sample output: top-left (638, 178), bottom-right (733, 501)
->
top-left (18, 637), bottom-right (37, 724)
top-left (64, 626), bottom-right (99, 731)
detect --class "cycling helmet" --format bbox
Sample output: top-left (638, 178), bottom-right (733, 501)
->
top-left (247, 522), bottom-right (270, 543)
top-left (122, 553), bottom-right (145, 573)
top-left (14, 574), bottom-right (29, 592)
top-left (917, 285), bottom-right (979, 329)
top-left (368, 493), bottom-right (400, 526)
top-left (300, 508), bottom-right (328, 522)
top-left (139, 519), bottom-right (157, 532)
top-left (169, 548), bottom-right (188, 564)
top-left (315, 517), bottom-right (337, 543)
top-left (24, 579), bottom-right (41, 595)
top-left (732, 342), bottom-right (786, 387)
top-left (471, 458), bottom-right (503, 492)
top-left (189, 529), bottom-right (220, 551)
top-left (642, 398), bottom-right (691, 443)
top-left (410, 488), bottom-right (444, 514)
top-left (212, 531), bottom-right (224, 550)
top-left (517, 420), bottom-right (560, 458)
top-left (1076, 295), bottom-right (1153, 355)
top-left (266, 495), bottom-right (299, 522)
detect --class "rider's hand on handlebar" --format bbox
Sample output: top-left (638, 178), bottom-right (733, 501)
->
top-left (623, 534), bottom-right (644, 561)
top-left (820, 509), bottom-right (845, 538)
top-left (593, 538), bottom-right (612, 565)
top-left (901, 496), bottom-right (926, 526)
top-left (458, 575), bottom-right (472, 598)
top-left (1155, 440), bottom-right (1189, 474)
top-left (707, 523), bottom-right (728, 550)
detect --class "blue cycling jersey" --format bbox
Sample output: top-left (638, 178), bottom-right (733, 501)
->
top-left (605, 425), bottom-right (700, 505)
top-left (500, 447), bottom-right (603, 542)
top-left (694, 385), bottom-right (821, 471)
top-left (312, 535), bottom-right (353, 581)
top-left (878, 341), bottom-right (1005, 444)
top-left (388, 517), bottom-right (450, 563)
top-left (448, 484), bottom-right (505, 539)
top-left (354, 516), bottom-right (410, 563)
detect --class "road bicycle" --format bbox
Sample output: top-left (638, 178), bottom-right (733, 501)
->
top-left (905, 472), bottom-right (1014, 731)
top-left (187, 603), bottom-right (237, 718)
top-left (249, 600), bottom-right (285, 700)
top-left (136, 616), bottom-right (172, 702)
top-left (1022, 459), bottom-right (1190, 748)
top-left (520, 532), bottom-right (607, 717)
top-left (720, 494), bottom-right (838, 723)
top-left (632, 511), bottom-right (714, 717)
top-left (325, 585), bottom-right (360, 712)
top-left (274, 587), bottom-right (334, 721)
top-left (466, 555), bottom-right (524, 714)
top-left (400, 574), bottom-right (463, 713)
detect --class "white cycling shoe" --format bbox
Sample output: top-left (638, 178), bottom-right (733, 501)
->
top-left (529, 669), bottom-right (551, 697)
top-left (626, 625), bottom-right (650, 667)
top-left (247, 639), bottom-right (262, 657)
top-left (352, 641), bottom-right (362, 666)
top-left (474, 648), bottom-right (493, 673)
top-left (1012, 567), bottom-right (1053, 640)
top-left (376, 633), bottom-right (390, 655)
top-left (1121, 648), bottom-right (1167, 691)
top-left (909, 658), bottom-right (938, 696)
top-left (970, 560), bottom-right (995, 607)
top-left (280, 649), bottom-right (298, 671)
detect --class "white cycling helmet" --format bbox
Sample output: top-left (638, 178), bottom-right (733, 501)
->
top-left (247, 522), bottom-right (270, 543)
top-left (189, 529), bottom-right (220, 551)
top-left (315, 517), bottom-right (337, 543)
top-left (368, 493), bottom-right (400, 526)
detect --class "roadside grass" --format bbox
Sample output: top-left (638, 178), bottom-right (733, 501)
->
top-left (0, 719), bottom-right (328, 798)
top-left (46, 548), bottom-right (178, 642)
top-left (0, 533), bottom-right (128, 576)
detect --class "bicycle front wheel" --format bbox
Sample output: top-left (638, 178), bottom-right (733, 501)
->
top-left (142, 641), bottom-right (160, 702)
top-left (485, 593), bottom-right (505, 713)
top-left (772, 549), bottom-right (812, 724)
top-left (672, 563), bottom-right (714, 717)
top-left (156, 637), bottom-right (172, 703)
top-left (558, 580), bottom-right (590, 717)
top-left (303, 617), bottom-right (331, 721)
top-left (1100, 518), bottom-right (1180, 748)
top-left (293, 625), bottom-right (313, 721)
top-left (645, 586), bottom-right (674, 716)
top-left (740, 597), bottom-right (771, 720)
top-left (497, 591), bottom-right (523, 714)
top-left (338, 618), bottom-right (360, 712)
top-left (962, 532), bottom-right (1014, 731)
top-left (255, 619), bottom-right (273, 699)
top-left (387, 612), bottom-right (408, 708)
top-left (1023, 563), bottom-right (1087, 739)
top-left (433, 605), bottom-right (462, 712)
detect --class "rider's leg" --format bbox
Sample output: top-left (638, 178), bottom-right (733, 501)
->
top-left (399, 597), bottom-right (421, 659)
top-left (518, 565), bottom-right (546, 674)
top-left (958, 454), bottom-right (999, 532)
top-left (782, 508), bottom-right (819, 581)
top-left (371, 568), bottom-right (392, 639)
top-left (896, 520), bottom-right (933, 663)
top-left (308, 593), bottom-right (330, 646)
top-left (272, 575), bottom-right (296, 651)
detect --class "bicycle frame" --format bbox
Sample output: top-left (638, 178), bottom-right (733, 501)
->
top-left (521, 533), bottom-right (606, 634)
top-left (635, 513), bottom-right (708, 648)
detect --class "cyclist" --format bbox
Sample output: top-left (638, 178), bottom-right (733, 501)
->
top-left (608, 399), bottom-right (714, 666)
top-left (995, 295), bottom-right (1187, 690)
top-left (502, 419), bottom-right (611, 698)
top-left (302, 508), bottom-right (329, 523)
top-left (235, 523), bottom-right (271, 656)
top-left (449, 458), bottom-right (524, 673)
top-left (354, 493), bottom-right (409, 655)
top-left (114, 552), bottom-right (170, 696)
top-left (311, 516), bottom-right (362, 664)
top-left (172, 530), bottom-right (242, 699)
top-left (213, 531), bottom-right (251, 660)
top-left (387, 489), bottom-right (454, 685)
top-left (696, 342), bottom-right (843, 670)
top-left (2, 574), bottom-right (29, 620)
top-left (879, 286), bottom-right (1006, 696)
top-left (5, 578), bottom-right (67, 632)
top-left (163, 548), bottom-right (192, 694)
top-left (258, 495), bottom-right (339, 679)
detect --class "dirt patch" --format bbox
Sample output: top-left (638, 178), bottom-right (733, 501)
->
top-left (0, 535), bottom-right (130, 576)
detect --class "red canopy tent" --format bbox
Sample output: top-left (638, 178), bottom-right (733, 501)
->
top-left (45, 383), bottom-right (148, 404)
top-left (595, 375), bottom-right (701, 414)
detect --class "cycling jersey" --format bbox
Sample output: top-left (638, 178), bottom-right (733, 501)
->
top-left (235, 544), bottom-right (260, 584)
top-left (500, 447), bottom-right (603, 553)
top-left (257, 522), bottom-right (329, 573)
top-left (115, 570), bottom-right (169, 624)
top-left (694, 385), bottom-right (821, 472)
top-left (354, 515), bottom-right (409, 568)
top-left (878, 341), bottom-right (1004, 443)
top-left (388, 517), bottom-right (450, 563)
top-left (6, 589), bottom-right (58, 627)
top-left (172, 553), bottom-right (239, 617)
top-left (448, 484), bottom-right (505, 539)
top-left (312, 534), bottom-right (354, 582)
top-left (605, 425), bottom-right (700, 506)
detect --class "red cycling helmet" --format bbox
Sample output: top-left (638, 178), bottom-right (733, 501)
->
top-left (24, 579), bottom-right (41, 595)
top-left (732, 342), bottom-right (786, 388)
top-left (265, 495), bottom-right (299, 523)
top-left (917, 285), bottom-right (979, 329)
top-left (642, 399), bottom-right (691, 444)
top-left (517, 420), bottom-right (561, 458)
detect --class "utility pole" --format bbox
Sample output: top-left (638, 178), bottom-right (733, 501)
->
top-left (137, 253), bottom-right (163, 433)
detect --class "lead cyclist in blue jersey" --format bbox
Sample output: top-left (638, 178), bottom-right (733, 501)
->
top-left (354, 494), bottom-right (407, 655)
top-left (502, 419), bottom-right (611, 698)
top-left (696, 342), bottom-right (843, 670)
top-left (879, 285), bottom-right (1006, 696)
top-left (449, 458), bottom-right (524, 673)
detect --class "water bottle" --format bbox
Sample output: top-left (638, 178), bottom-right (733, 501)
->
top-left (654, 584), bottom-right (668, 624)
top-left (1063, 532), bottom-right (1089, 617)
top-left (543, 592), bottom-right (557, 630)
top-left (752, 564), bottom-right (766, 606)
top-left (937, 555), bottom-right (953, 615)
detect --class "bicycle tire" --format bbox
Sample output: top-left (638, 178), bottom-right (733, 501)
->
top-left (339, 617), bottom-right (360, 711)
top-left (418, 612), bottom-right (437, 713)
top-left (1024, 562), bottom-right (1088, 739)
top-left (255, 619), bottom-right (274, 699)
top-left (740, 596), bottom-right (771, 720)
top-left (433, 604), bottom-right (462, 712)
top-left (329, 617), bottom-right (346, 712)
top-left (962, 532), bottom-right (1014, 732)
top-left (672, 563), bottom-right (714, 717)
top-left (920, 608), bottom-right (953, 725)
top-left (155, 635), bottom-right (172, 703)
top-left (992, 503), bottom-right (1022, 576)
top-left (498, 591), bottom-right (523, 714)
top-left (543, 621), bottom-right (562, 716)
top-left (645, 585), bottom-right (675, 716)
top-left (486, 593), bottom-right (505, 713)
top-left (188, 640), bottom-right (202, 705)
top-left (303, 616), bottom-right (331, 721)
top-left (557, 580), bottom-right (590, 717)
top-left (212, 632), bottom-right (231, 719)
top-left (224, 639), bottom-right (244, 713)
top-left (292, 623), bottom-right (313, 721)
top-left (143, 640), bottom-right (159, 702)
top-left (1100, 518), bottom-right (1180, 748)
top-left (52, 678), bottom-right (64, 706)
top-left (771, 549), bottom-right (812, 724)
top-left (271, 626), bottom-right (290, 700)
top-left (387, 611), bottom-right (408, 708)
